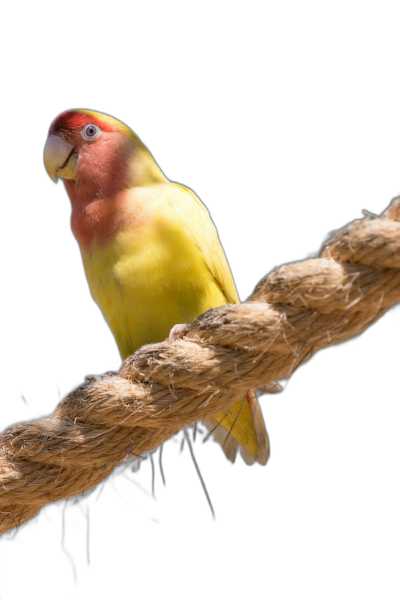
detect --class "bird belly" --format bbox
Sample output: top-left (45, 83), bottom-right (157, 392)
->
top-left (81, 220), bottom-right (227, 359)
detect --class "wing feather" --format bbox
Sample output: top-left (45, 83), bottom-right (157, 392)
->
top-left (169, 184), bottom-right (240, 305)
top-left (162, 183), bottom-right (269, 465)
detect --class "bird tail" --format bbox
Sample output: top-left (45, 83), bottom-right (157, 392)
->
top-left (204, 389), bottom-right (270, 465)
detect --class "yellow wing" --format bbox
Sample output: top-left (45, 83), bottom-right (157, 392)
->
top-left (167, 183), bottom-right (269, 465)
top-left (168, 183), bottom-right (240, 305)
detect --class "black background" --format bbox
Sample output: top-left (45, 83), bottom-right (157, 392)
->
top-left (0, 35), bottom-right (400, 600)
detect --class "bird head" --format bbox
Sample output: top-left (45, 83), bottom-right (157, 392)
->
top-left (44, 109), bottom-right (165, 199)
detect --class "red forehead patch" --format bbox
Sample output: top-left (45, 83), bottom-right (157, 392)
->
top-left (50, 110), bottom-right (117, 134)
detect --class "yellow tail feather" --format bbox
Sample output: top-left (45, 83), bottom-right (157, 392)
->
top-left (208, 391), bottom-right (269, 465)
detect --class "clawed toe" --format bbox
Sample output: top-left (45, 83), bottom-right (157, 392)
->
top-left (169, 323), bottom-right (190, 341)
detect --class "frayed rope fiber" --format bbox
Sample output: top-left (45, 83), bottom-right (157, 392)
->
top-left (2, 198), bottom-right (400, 533)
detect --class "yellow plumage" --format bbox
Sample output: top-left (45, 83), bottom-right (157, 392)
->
top-left (44, 109), bottom-right (269, 464)
top-left (82, 184), bottom-right (236, 353)
top-left (81, 183), bottom-right (267, 463)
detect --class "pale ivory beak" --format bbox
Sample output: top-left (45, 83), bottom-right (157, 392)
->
top-left (44, 135), bottom-right (76, 182)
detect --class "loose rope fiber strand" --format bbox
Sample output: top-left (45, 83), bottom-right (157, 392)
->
top-left (2, 198), bottom-right (400, 533)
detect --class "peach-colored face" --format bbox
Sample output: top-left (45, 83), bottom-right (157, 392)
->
top-left (44, 110), bottom-right (148, 250)
top-left (44, 110), bottom-right (137, 199)
top-left (44, 109), bottom-right (169, 251)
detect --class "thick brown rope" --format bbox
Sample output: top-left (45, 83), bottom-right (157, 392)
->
top-left (1, 198), bottom-right (400, 533)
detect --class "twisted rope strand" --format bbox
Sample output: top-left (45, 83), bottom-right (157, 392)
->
top-left (1, 198), bottom-right (400, 533)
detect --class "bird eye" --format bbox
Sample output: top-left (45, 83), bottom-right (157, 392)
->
top-left (82, 124), bottom-right (100, 140)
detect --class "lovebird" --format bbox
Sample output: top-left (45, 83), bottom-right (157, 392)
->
top-left (44, 109), bottom-right (269, 465)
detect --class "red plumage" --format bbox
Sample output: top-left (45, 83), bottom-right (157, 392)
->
top-left (50, 110), bottom-right (117, 135)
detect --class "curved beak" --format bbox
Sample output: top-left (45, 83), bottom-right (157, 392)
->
top-left (44, 135), bottom-right (76, 182)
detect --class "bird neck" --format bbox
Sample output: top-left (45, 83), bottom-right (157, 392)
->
top-left (65, 146), bottom-right (166, 252)
top-left (68, 191), bottom-right (125, 251)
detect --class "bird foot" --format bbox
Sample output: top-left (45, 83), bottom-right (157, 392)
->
top-left (169, 323), bottom-right (190, 341)
top-left (84, 371), bottom-right (118, 383)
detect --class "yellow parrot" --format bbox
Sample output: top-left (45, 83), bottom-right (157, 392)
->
top-left (44, 109), bottom-right (269, 465)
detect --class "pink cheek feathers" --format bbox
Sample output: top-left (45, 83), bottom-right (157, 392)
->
top-left (64, 136), bottom-right (139, 250)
